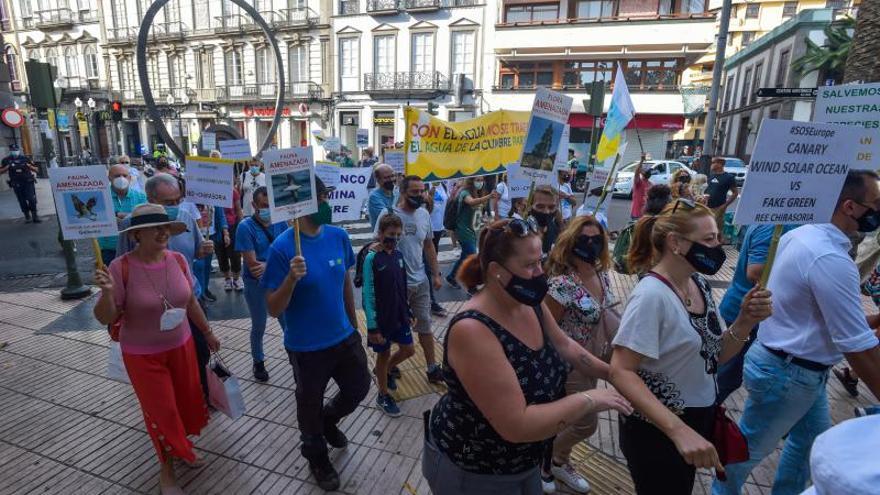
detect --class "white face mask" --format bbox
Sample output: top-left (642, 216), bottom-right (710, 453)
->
top-left (474, 181), bottom-right (484, 190)
top-left (159, 301), bottom-right (186, 331)
top-left (112, 177), bottom-right (129, 190)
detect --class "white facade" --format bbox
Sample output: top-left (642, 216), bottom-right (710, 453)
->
top-left (98, 0), bottom-right (333, 157)
top-left (330, 0), bottom-right (487, 156)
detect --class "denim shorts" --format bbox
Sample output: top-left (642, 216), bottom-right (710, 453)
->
top-left (368, 324), bottom-right (414, 353)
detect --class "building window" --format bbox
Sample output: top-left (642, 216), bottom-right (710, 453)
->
top-left (624, 60), bottom-right (679, 89)
top-left (782, 1), bottom-right (797, 18)
top-left (168, 53), bottom-right (185, 88)
top-left (825, 0), bottom-right (847, 9)
top-left (504, 3), bottom-right (559, 23)
top-left (750, 61), bottom-right (763, 104)
top-left (83, 44), bottom-right (98, 79)
top-left (411, 32), bottom-right (435, 74)
top-left (450, 31), bottom-right (475, 81)
top-left (724, 75), bottom-right (735, 111)
top-left (563, 61), bottom-right (613, 88)
top-left (225, 49), bottom-right (243, 86)
top-left (574, 0), bottom-right (614, 18)
top-left (373, 35), bottom-right (395, 74)
top-left (741, 31), bottom-right (756, 46)
top-left (740, 67), bottom-right (752, 107)
top-left (339, 37), bottom-right (359, 92)
top-left (19, 0), bottom-right (32, 19)
top-left (117, 57), bottom-right (133, 90)
top-left (194, 0), bottom-right (211, 29)
top-left (148, 53), bottom-right (161, 89)
top-left (197, 50), bottom-right (214, 89)
top-left (500, 61), bottom-right (553, 88)
top-left (256, 46), bottom-right (275, 84)
top-left (658, 0), bottom-right (673, 15)
top-left (289, 43), bottom-right (309, 93)
top-left (745, 3), bottom-right (759, 18)
top-left (775, 50), bottom-right (790, 87)
top-left (64, 47), bottom-right (79, 80)
top-left (4, 46), bottom-right (17, 82)
top-left (680, 0), bottom-right (706, 13)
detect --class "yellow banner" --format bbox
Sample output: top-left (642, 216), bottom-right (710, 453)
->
top-left (404, 107), bottom-right (530, 180)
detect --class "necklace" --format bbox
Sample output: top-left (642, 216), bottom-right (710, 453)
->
top-left (657, 270), bottom-right (693, 308)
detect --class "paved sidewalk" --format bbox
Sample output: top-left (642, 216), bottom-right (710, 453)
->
top-left (0, 247), bottom-right (877, 495)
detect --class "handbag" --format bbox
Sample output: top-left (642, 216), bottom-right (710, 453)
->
top-left (712, 404), bottom-right (749, 479)
top-left (206, 353), bottom-right (247, 420)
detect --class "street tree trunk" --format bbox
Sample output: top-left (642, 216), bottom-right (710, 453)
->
top-left (843, 0), bottom-right (880, 83)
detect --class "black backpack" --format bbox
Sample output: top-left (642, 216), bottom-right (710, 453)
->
top-left (443, 190), bottom-right (462, 231)
top-left (353, 242), bottom-right (376, 288)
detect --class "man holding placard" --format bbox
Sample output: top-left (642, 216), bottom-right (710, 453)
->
top-left (263, 174), bottom-right (368, 492)
top-left (716, 119), bottom-right (880, 494)
top-left (97, 163), bottom-right (146, 264)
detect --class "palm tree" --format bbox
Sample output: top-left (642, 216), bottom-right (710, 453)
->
top-left (791, 16), bottom-right (855, 84)
top-left (843, 0), bottom-right (880, 83)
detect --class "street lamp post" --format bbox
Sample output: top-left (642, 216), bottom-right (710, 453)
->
top-left (54, 76), bottom-right (90, 300)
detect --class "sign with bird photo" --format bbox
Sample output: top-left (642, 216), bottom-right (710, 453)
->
top-left (49, 165), bottom-right (118, 240)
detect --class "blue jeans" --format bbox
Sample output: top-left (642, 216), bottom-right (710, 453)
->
top-left (193, 255), bottom-right (212, 297)
top-left (447, 237), bottom-right (476, 284)
top-left (243, 276), bottom-right (286, 362)
top-left (712, 343), bottom-right (832, 495)
top-left (715, 321), bottom-right (758, 404)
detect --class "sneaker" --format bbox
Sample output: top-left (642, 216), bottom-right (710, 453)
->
top-left (377, 393), bottom-right (401, 417)
top-left (431, 303), bottom-right (448, 317)
top-left (204, 289), bottom-right (217, 302)
top-left (386, 373), bottom-right (398, 391)
top-left (323, 420), bottom-right (348, 449)
top-left (446, 276), bottom-right (461, 290)
top-left (834, 368), bottom-right (860, 398)
top-left (253, 361), bottom-right (269, 382)
top-left (308, 457), bottom-right (340, 492)
top-left (32, 215), bottom-right (41, 223)
top-left (854, 405), bottom-right (880, 417)
top-left (551, 463), bottom-right (591, 493)
top-left (541, 473), bottom-right (557, 494)
top-left (223, 278), bottom-right (234, 291)
top-left (233, 277), bottom-right (244, 291)
top-left (426, 366), bottom-right (443, 385)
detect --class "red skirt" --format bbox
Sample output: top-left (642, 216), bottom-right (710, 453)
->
top-left (122, 336), bottom-right (209, 463)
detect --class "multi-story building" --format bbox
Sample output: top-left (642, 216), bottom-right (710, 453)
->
top-left (486, 0), bottom-right (717, 165)
top-left (98, 0), bottom-right (333, 159)
top-left (716, 7), bottom-right (851, 160)
top-left (4, 0), bottom-right (112, 163)
top-left (329, 0), bottom-right (486, 154)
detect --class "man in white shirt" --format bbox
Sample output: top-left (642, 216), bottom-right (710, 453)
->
top-left (493, 174), bottom-right (511, 219)
top-left (714, 170), bottom-right (880, 495)
top-left (556, 170), bottom-right (576, 222)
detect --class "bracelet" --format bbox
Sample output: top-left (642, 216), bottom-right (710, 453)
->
top-left (581, 392), bottom-right (595, 409)
top-left (727, 328), bottom-right (750, 343)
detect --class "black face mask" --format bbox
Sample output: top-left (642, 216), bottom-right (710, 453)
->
top-left (678, 175), bottom-right (691, 184)
top-left (406, 195), bottom-right (424, 209)
top-left (684, 241), bottom-right (727, 275)
top-left (382, 236), bottom-right (399, 250)
top-left (500, 265), bottom-right (549, 307)
top-left (856, 206), bottom-right (880, 233)
top-left (381, 180), bottom-right (395, 191)
top-left (643, 169), bottom-right (653, 179)
top-left (573, 234), bottom-right (605, 264)
top-left (531, 210), bottom-right (555, 227)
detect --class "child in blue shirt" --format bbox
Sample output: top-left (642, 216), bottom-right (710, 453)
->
top-left (362, 213), bottom-right (415, 416)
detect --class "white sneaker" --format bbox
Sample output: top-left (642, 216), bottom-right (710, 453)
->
top-left (233, 277), bottom-right (244, 291)
top-left (541, 473), bottom-right (557, 494)
top-left (223, 278), bottom-right (234, 291)
top-left (551, 463), bottom-right (591, 493)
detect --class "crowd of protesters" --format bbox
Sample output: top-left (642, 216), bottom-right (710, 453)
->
top-left (92, 147), bottom-right (880, 495)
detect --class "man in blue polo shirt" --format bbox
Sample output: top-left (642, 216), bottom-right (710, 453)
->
top-left (264, 177), bottom-right (368, 492)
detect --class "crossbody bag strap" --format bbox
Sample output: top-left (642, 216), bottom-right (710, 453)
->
top-left (252, 217), bottom-right (276, 244)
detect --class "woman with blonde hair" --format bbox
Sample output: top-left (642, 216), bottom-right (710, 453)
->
top-left (542, 214), bottom-right (618, 493)
top-left (670, 169), bottom-right (695, 201)
top-left (609, 199), bottom-right (772, 494)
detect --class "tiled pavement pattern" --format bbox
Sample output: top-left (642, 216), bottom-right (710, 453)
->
top-left (1, 247), bottom-right (878, 495)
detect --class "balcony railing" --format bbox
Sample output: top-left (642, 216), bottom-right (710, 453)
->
top-left (216, 82), bottom-right (326, 102)
top-left (364, 71), bottom-right (451, 94)
top-left (405, 0), bottom-right (440, 11)
top-left (77, 10), bottom-right (98, 23)
top-left (278, 7), bottom-right (318, 27)
top-left (151, 21), bottom-right (188, 40)
top-left (452, 0), bottom-right (478, 5)
top-left (62, 76), bottom-right (107, 93)
top-left (107, 27), bottom-right (137, 44)
top-left (214, 15), bottom-right (246, 34)
top-left (492, 82), bottom-right (680, 92)
top-left (34, 8), bottom-right (75, 29)
top-left (340, 0), bottom-right (359, 14)
top-left (21, 17), bottom-right (34, 28)
top-left (368, 0), bottom-right (400, 14)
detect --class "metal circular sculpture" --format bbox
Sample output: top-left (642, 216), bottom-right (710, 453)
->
top-left (136, 0), bottom-right (285, 162)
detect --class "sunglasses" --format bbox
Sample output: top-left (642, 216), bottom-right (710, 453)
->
top-left (491, 218), bottom-right (539, 237)
top-left (670, 197), bottom-right (697, 215)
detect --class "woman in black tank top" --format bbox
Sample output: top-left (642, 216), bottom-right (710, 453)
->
top-left (423, 219), bottom-right (633, 494)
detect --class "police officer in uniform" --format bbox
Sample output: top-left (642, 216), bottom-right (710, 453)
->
top-left (0, 144), bottom-right (40, 223)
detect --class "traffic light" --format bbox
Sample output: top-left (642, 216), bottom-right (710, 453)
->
top-left (427, 101), bottom-right (439, 116)
top-left (111, 101), bottom-right (123, 122)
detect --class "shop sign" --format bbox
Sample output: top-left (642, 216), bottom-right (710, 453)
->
top-left (373, 117), bottom-right (395, 125)
top-left (243, 106), bottom-right (292, 118)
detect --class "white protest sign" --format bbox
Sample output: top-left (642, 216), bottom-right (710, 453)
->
top-left (322, 136), bottom-right (341, 153)
top-left (202, 132), bottom-right (216, 151)
top-left (264, 147), bottom-right (318, 222)
top-left (505, 164), bottom-right (533, 200)
top-left (733, 119), bottom-right (861, 225)
top-left (579, 166), bottom-right (614, 217)
top-left (39, 120), bottom-right (50, 135)
top-left (356, 128), bottom-right (369, 148)
top-left (814, 83), bottom-right (880, 170)
top-left (518, 87), bottom-right (573, 185)
top-left (330, 168), bottom-right (372, 222)
top-left (218, 139), bottom-right (252, 161)
top-left (552, 124), bottom-right (571, 173)
top-left (183, 156), bottom-right (235, 208)
top-left (315, 161), bottom-right (341, 189)
top-left (49, 165), bottom-right (118, 240)
top-left (384, 149), bottom-right (405, 175)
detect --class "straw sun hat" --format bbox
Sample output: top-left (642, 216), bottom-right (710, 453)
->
top-left (119, 203), bottom-right (188, 235)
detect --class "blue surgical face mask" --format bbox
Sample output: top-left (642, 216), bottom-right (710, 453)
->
top-left (164, 205), bottom-right (180, 221)
top-left (258, 208), bottom-right (270, 222)
top-left (250, 166), bottom-right (261, 175)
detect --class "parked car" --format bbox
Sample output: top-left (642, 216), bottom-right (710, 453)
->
top-left (612, 160), bottom-right (695, 198)
top-left (718, 157), bottom-right (748, 187)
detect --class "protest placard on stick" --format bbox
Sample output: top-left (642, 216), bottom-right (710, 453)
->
top-left (218, 139), bottom-right (252, 161)
top-left (183, 156), bottom-right (235, 208)
top-left (516, 87), bottom-right (573, 186)
top-left (264, 147), bottom-right (318, 255)
top-left (49, 165), bottom-right (118, 242)
top-left (814, 82), bottom-right (880, 171)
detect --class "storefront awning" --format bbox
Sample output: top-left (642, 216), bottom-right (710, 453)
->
top-left (568, 113), bottom-right (684, 130)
